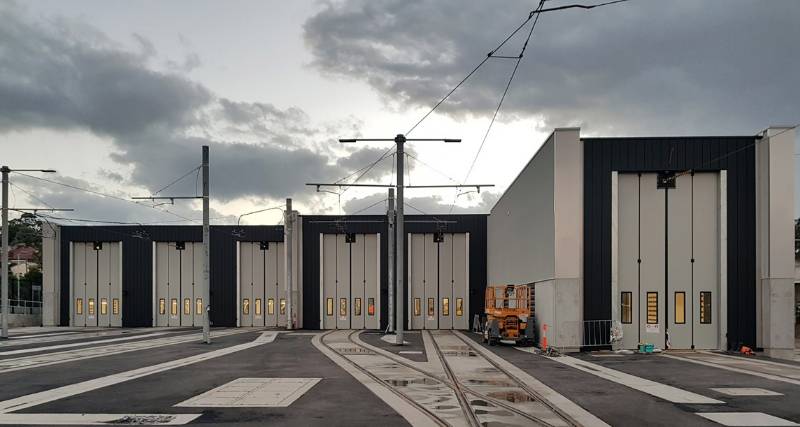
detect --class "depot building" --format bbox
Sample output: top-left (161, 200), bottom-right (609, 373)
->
top-left (41, 126), bottom-right (795, 358)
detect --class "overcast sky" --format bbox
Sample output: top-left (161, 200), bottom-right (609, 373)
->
top-left (0, 0), bottom-right (798, 225)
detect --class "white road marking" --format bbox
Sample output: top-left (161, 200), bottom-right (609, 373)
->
top-left (662, 353), bottom-right (800, 386)
top-left (311, 332), bottom-right (439, 427)
top-left (697, 412), bottom-right (799, 426)
top-left (0, 331), bottom-right (278, 414)
top-left (456, 331), bottom-right (610, 427)
top-left (515, 348), bottom-right (723, 404)
top-left (8, 332), bottom-right (80, 339)
top-left (0, 330), bottom-right (143, 348)
top-left (0, 332), bottom-right (169, 356)
top-left (176, 377), bottom-right (320, 407)
top-left (710, 387), bottom-right (783, 396)
top-left (0, 329), bottom-right (251, 374)
top-left (399, 351), bottom-right (423, 355)
top-left (0, 413), bottom-right (201, 425)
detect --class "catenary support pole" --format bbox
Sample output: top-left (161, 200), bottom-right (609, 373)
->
top-left (395, 135), bottom-right (405, 345)
top-left (1, 166), bottom-right (8, 339)
top-left (202, 146), bottom-right (211, 344)
top-left (387, 188), bottom-right (395, 333)
top-left (285, 198), bottom-right (293, 330)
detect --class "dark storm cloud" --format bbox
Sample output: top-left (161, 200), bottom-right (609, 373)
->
top-left (304, 0), bottom-right (800, 135)
top-left (0, 2), bottom-right (405, 210)
top-left (0, 4), bottom-right (211, 137)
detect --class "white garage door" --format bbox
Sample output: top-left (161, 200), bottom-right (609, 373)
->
top-left (408, 233), bottom-right (469, 330)
top-left (618, 172), bottom-right (720, 350)
top-left (320, 233), bottom-right (380, 330)
top-left (238, 241), bottom-right (285, 327)
top-left (154, 242), bottom-right (204, 327)
top-left (71, 242), bottom-right (122, 327)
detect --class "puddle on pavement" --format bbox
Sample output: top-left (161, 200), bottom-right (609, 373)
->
top-left (465, 379), bottom-right (516, 387)
top-left (487, 390), bottom-right (535, 403)
top-left (385, 377), bottom-right (441, 387)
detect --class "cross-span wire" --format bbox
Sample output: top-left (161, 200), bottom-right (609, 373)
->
top-left (14, 172), bottom-right (200, 224)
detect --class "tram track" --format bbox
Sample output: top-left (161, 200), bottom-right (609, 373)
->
top-left (318, 330), bottom-right (449, 427)
top-left (450, 331), bottom-right (580, 427)
top-left (322, 329), bottom-right (574, 426)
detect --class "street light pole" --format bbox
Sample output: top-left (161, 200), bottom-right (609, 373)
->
top-left (1, 166), bottom-right (9, 339)
top-left (202, 146), bottom-right (211, 344)
top-left (395, 135), bottom-right (405, 345)
top-left (386, 188), bottom-right (395, 333)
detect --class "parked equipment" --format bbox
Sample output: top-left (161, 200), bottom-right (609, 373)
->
top-left (483, 284), bottom-right (536, 346)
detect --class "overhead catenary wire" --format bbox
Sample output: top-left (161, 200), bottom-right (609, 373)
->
top-left (152, 165), bottom-right (201, 196)
top-left (447, 0), bottom-right (546, 213)
top-left (13, 171), bottom-right (200, 224)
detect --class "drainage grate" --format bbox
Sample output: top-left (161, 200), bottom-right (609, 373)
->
top-left (337, 347), bottom-right (376, 355)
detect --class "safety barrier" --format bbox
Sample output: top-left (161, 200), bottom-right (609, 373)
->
top-left (0, 299), bottom-right (42, 315)
top-left (563, 319), bottom-right (621, 348)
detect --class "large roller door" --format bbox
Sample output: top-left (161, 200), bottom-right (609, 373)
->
top-left (617, 172), bottom-right (720, 350)
top-left (408, 233), bottom-right (469, 330)
top-left (154, 242), bottom-right (204, 327)
top-left (319, 233), bottom-right (380, 330)
top-left (71, 242), bottom-right (122, 327)
top-left (238, 241), bottom-right (284, 327)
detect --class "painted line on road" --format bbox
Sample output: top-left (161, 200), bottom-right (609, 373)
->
top-left (697, 412), bottom-right (799, 426)
top-left (0, 329), bottom-right (251, 374)
top-left (0, 332), bottom-right (170, 356)
top-left (8, 332), bottom-right (80, 340)
top-left (0, 331), bottom-right (278, 414)
top-left (522, 350), bottom-right (723, 404)
top-left (662, 353), bottom-right (800, 386)
top-left (0, 413), bottom-right (201, 425)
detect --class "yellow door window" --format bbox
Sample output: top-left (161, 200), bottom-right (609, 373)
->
top-left (171, 299), bottom-right (178, 316)
top-left (196, 298), bottom-right (203, 315)
top-left (242, 299), bottom-right (250, 315)
top-left (76, 298), bottom-right (83, 315)
top-left (255, 299), bottom-right (262, 316)
top-left (100, 298), bottom-right (108, 315)
top-left (456, 298), bottom-right (463, 316)
top-left (159, 298), bottom-right (166, 315)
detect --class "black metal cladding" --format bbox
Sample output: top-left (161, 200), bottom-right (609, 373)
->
top-left (58, 225), bottom-right (284, 327)
top-left (301, 214), bottom-right (487, 330)
top-left (582, 136), bottom-right (757, 349)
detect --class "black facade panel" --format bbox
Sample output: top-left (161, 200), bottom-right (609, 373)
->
top-left (59, 225), bottom-right (283, 327)
top-left (582, 136), bottom-right (757, 349)
top-left (301, 215), bottom-right (487, 330)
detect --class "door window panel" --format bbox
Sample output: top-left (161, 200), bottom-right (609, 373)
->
top-left (621, 292), bottom-right (632, 324)
top-left (88, 298), bottom-right (95, 315)
top-left (171, 298), bottom-right (178, 316)
top-left (414, 298), bottom-right (421, 316)
top-left (159, 298), bottom-right (166, 315)
top-left (255, 299), bottom-right (262, 315)
top-left (242, 299), bottom-right (250, 315)
top-left (674, 292), bottom-right (686, 324)
top-left (368, 298), bottom-right (375, 316)
top-left (700, 292), bottom-right (712, 324)
top-left (112, 298), bottom-right (120, 315)
top-left (325, 298), bottom-right (333, 316)
top-left (427, 298), bottom-right (435, 317)
top-left (184, 298), bottom-right (191, 315)
top-left (76, 298), bottom-right (83, 315)
top-left (100, 298), bottom-right (108, 315)
top-left (456, 298), bottom-right (464, 316)
top-left (646, 292), bottom-right (658, 324)
top-left (339, 298), bottom-right (347, 317)
top-left (442, 298), bottom-right (450, 316)
top-left (280, 299), bottom-right (286, 315)
top-left (196, 298), bottom-right (202, 315)
top-left (354, 298), bottom-right (362, 316)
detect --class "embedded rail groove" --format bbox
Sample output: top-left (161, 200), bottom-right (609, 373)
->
top-left (451, 331), bottom-right (580, 427)
top-left (319, 330), bottom-right (449, 427)
top-left (341, 330), bottom-right (572, 426)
